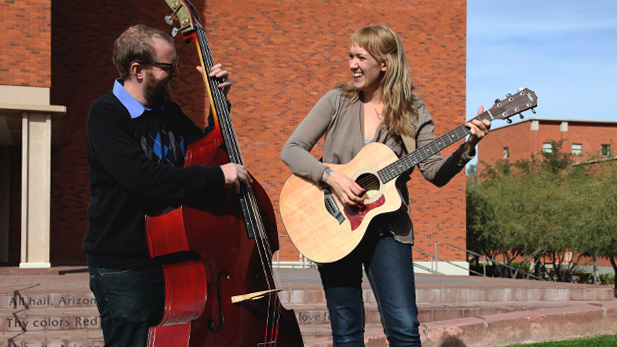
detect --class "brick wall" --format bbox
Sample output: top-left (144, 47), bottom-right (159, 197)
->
top-left (1, 0), bottom-right (51, 87)
top-left (6, 0), bottom-right (468, 265)
top-left (4, 0), bottom-right (52, 263)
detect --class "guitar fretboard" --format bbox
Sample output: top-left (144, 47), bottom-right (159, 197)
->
top-left (378, 111), bottom-right (492, 183)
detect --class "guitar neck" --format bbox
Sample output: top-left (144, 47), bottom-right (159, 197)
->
top-left (378, 111), bottom-right (492, 183)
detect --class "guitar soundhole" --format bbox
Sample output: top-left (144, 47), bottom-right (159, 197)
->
top-left (355, 172), bottom-right (381, 202)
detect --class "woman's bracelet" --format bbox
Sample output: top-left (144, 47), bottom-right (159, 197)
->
top-left (321, 168), bottom-right (332, 184)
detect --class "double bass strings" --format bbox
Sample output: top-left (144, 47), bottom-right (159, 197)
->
top-left (194, 22), bottom-right (283, 344)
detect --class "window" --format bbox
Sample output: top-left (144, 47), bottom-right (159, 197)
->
top-left (542, 142), bottom-right (552, 153)
top-left (601, 144), bottom-right (611, 157)
top-left (571, 144), bottom-right (582, 156)
top-left (503, 147), bottom-right (509, 160)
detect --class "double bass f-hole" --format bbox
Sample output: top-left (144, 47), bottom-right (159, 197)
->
top-left (207, 270), bottom-right (229, 333)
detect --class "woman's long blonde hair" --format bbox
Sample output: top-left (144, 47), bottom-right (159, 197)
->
top-left (338, 25), bottom-right (418, 137)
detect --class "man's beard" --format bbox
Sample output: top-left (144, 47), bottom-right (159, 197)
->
top-left (144, 72), bottom-right (172, 105)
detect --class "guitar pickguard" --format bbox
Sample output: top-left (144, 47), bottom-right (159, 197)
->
top-left (344, 195), bottom-right (385, 231)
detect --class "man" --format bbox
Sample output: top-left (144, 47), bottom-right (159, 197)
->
top-left (83, 24), bottom-right (249, 346)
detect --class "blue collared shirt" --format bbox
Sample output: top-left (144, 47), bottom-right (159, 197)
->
top-left (112, 78), bottom-right (184, 161)
top-left (112, 78), bottom-right (151, 119)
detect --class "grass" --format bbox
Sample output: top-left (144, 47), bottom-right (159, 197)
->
top-left (507, 334), bottom-right (617, 346)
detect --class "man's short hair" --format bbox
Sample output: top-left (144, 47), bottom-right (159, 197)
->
top-left (113, 24), bottom-right (174, 79)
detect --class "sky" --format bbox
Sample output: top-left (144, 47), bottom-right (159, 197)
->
top-left (466, 0), bottom-right (617, 127)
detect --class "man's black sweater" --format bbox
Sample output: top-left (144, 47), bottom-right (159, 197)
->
top-left (83, 91), bottom-right (225, 269)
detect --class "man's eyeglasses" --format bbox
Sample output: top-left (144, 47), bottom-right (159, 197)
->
top-left (138, 56), bottom-right (179, 71)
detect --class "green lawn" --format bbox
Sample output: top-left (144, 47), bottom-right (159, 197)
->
top-left (507, 334), bottom-right (617, 346)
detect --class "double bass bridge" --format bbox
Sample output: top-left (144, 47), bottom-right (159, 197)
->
top-left (231, 289), bottom-right (282, 304)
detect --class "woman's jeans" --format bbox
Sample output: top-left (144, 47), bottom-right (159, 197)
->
top-left (318, 234), bottom-right (421, 347)
top-left (88, 267), bottom-right (165, 347)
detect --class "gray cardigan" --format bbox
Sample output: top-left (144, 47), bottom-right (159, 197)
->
top-left (281, 88), bottom-right (473, 244)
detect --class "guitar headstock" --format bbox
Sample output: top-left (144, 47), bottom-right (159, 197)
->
top-left (488, 88), bottom-right (538, 123)
top-left (164, 0), bottom-right (201, 38)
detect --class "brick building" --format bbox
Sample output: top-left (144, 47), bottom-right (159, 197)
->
top-left (477, 118), bottom-right (617, 167)
top-left (1, 0), bottom-right (469, 273)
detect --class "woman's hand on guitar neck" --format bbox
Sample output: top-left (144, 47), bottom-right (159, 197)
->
top-left (322, 169), bottom-right (366, 206)
top-left (464, 105), bottom-right (491, 155)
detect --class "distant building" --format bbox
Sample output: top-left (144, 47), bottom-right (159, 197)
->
top-left (477, 118), bottom-right (617, 169)
top-left (477, 117), bottom-right (617, 270)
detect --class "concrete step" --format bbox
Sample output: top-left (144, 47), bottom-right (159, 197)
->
top-left (0, 292), bottom-right (96, 310)
top-left (0, 307), bottom-right (100, 333)
top-left (415, 283), bottom-right (614, 303)
top-left (2, 300), bottom-right (587, 333)
top-left (288, 299), bottom-right (608, 329)
top-left (280, 282), bottom-right (615, 306)
top-left (0, 329), bottom-right (104, 347)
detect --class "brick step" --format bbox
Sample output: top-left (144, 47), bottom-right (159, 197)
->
top-left (3, 301), bottom-right (614, 347)
top-left (415, 285), bottom-right (615, 303)
top-left (2, 284), bottom-right (611, 311)
top-left (280, 284), bottom-right (615, 306)
top-left (3, 276), bottom-right (612, 310)
top-left (2, 299), bottom-right (605, 332)
top-left (288, 299), bottom-right (615, 327)
top-left (0, 325), bottom-right (336, 347)
top-left (0, 329), bottom-right (103, 347)
top-left (299, 323), bottom-right (383, 340)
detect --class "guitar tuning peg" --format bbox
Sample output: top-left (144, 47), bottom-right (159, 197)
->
top-left (495, 98), bottom-right (500, 103)
top-left (531, 108), bottom-right (536, 114)
top-left (519, 114), bottom-right (524, 119)
top-left (518, 87), bottom-right (524, 91)
top-left (505, 93), bottom-right (512, 98)
top-left (506, 118), bottom-right (512, 124)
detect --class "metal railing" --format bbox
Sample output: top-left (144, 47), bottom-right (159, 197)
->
top-left (411, 247), bottom-right (443, 275)
top-left (273, 234), bottom-right (316, 268)
top-left (272, 236), bottom-right (546, 281)
top-left (434, 242), bottom-right (545, 281)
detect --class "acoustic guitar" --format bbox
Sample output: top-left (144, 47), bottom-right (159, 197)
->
top-left (279, 88), bottom-right (538, 263)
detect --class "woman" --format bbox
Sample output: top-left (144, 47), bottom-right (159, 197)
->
top-left (281, 25), bottom-right (490, 346)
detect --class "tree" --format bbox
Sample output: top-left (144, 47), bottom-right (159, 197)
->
top-left (569, 158), bottom-right (617, 294)
top-left (467, 141), bottom-right (597, 280)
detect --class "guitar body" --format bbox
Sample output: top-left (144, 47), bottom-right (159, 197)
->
top-left (280, 142), bottom-right (403, 263)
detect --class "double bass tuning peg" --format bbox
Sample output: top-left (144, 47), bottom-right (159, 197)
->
top-left (164, 3), bottom-right (183, 25)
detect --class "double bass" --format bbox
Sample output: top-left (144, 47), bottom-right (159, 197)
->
top-left (145, 0), bottom-right (304, 345)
